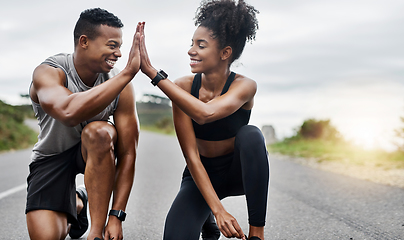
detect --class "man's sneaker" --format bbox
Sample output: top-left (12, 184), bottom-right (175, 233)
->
top-left (69, 186), bottom-right (88, 239)
top-left (201, 213), bottom-right (221, 240)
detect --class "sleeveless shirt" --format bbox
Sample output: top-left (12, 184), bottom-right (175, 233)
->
top-left (30, 53), bottom-right (120, 161)
top-left (191, 72), bottom-right (251, 141)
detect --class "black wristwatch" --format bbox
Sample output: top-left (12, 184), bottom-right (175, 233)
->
top-left (109, 209), bottom-right (126, 221)
top-left (151, 69), bottom-right (168, 86)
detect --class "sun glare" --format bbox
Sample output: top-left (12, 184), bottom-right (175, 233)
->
top-left (342, 122), bottom-right (385, 150)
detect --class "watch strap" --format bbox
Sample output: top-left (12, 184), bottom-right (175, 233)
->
top-left (109, 209), bottom-right (126, 221)
top-left (151, 70), bottom-right (168, 86)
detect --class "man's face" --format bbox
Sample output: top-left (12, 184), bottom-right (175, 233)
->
top-left (86, 24), bottom-right (123, 73)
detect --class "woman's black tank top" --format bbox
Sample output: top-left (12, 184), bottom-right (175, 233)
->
top-left (191, 72), bottom-right (251, 141)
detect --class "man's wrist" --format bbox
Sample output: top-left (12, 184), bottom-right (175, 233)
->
top-left (121, 68), bottom-right (137, 79)
top-left (108, 214), bottom-right (123, 224)
top-left (109, 209), bottom-right (126, 221)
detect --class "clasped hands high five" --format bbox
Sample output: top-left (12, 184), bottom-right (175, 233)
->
top-left (124, 22), bottom-right (160, 81)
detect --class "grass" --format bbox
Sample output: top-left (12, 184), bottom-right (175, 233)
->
top-left (0, 101), bottom-right (37, 152)
top-left (140, 125), bottom-right (176, 136)
top-left (268, 138), bottom-right (404, 170)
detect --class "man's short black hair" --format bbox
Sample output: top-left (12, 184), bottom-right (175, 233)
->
top-left (73, 8), bottom-right (124, 46)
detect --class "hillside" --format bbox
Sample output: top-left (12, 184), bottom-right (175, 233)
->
top-left (0, 93), bottom-right (174, 152)
top-left (0, 100), bottom-right (37, 151)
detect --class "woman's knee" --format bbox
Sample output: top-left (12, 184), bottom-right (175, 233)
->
top-left (235, 125), bottom-right (265, 149)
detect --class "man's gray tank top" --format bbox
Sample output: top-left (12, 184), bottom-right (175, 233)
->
top-left (30, 53), bottom-right (120, 161)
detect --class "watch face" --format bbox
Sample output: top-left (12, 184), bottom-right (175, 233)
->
top-left (159, 70), bottom-right (168, 78)
top-left (118, 213), bottom-right (126, 220)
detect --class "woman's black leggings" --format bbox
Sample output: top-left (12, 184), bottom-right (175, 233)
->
top-left (163, 125), bottom-right (270, 240)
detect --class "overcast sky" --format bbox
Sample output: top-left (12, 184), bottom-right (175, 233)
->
top-left (1, 0), bottom-right (403, 151)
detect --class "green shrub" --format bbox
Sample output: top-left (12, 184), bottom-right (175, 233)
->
top-left (298, 118), bottom-right (341, 141)
top-left (0, 100), bottom-right (37, 151)
top-left (0, 100), bottom-right (26, 123)
top-left (154, 116), bottom-right (174, 134)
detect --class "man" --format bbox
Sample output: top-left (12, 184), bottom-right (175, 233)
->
top-left (26, 8), bottom-right (141, 240)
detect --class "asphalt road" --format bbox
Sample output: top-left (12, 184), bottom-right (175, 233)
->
top-left (1, 131), bottom-right (403, 239)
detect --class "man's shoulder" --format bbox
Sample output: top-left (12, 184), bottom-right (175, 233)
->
top-left (43, 53), bottom-right (70, 62)
top-left (41, 53), bottom-right (72, 71)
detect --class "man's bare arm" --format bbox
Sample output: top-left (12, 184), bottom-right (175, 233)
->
top-left (104, 82), bottom-right (139, 239)
top-left (31, 25), bottom-right (142, 127)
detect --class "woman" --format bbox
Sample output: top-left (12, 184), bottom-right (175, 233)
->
top-left (139, 0), bottom-right (269, 239)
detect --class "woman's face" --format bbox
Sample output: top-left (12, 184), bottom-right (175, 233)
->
top-left (188, 26), bottom-right (223, 74)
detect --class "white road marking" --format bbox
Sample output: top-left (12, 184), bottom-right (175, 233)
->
top-left (0, 184), bottom-right (26, 200)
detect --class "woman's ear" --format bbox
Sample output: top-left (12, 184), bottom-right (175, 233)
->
top-left (78, 35), bottom-right (89, 49)
top-left (220, 46), bottom-right (232, 61)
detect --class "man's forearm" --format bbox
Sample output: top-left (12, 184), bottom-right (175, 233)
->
top-left (60, 70), bottom-right (136, 127)
top-left (111, 155), bottom-right (136, 211)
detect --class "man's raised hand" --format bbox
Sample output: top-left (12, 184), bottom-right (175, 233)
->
top-left (124, 22), bottom-right (142, 76)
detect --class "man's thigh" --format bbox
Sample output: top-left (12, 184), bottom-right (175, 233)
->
top-left (26, 210), bottom-right (69, 240)
top-left (26, 142), bottom-right (82, 224)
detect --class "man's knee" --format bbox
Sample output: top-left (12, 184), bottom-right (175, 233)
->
top-left (81, 121), bottom-right (117, 151)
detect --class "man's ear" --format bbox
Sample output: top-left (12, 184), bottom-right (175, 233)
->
top-left (220, 46), bottom-right (233, 61)
top-left (78, 35), bottom-right (89, 49)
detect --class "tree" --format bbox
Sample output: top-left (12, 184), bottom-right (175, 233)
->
top-left (298, 118), bottom-right (341, 141)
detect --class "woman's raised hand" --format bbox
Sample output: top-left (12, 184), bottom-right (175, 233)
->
top-left (139, 22), bottom-right (157, 79)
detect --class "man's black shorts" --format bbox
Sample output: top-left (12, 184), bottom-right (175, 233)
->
top-left (25, 142), bottom-right (85, 224)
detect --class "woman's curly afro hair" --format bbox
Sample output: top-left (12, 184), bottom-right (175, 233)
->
top-left (194, 0), bottom-right (259, 63)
